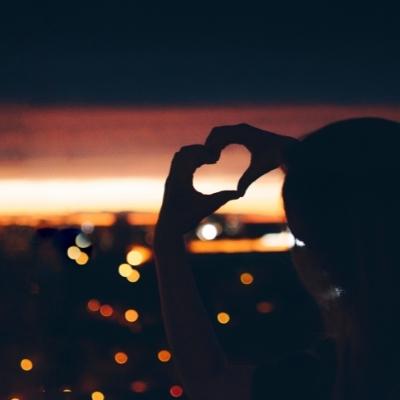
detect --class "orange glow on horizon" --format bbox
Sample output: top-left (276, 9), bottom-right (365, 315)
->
top-left (1, 104), bottom-right (399, 225)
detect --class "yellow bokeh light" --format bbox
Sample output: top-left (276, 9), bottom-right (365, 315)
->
top-left (126, 245), bottom-right (152, 266)
top-left (91, 391), bottom-right (105, 400)
top-left (10, 397), bottom-right (21, 400)
top-left (76, 251), bottom-right (89, 265)
top-left (125, 309), bottom-right (139, 323)
top-left (118, 263), bottom-right (133, 277)
top-left (127, 269), bottom-right (140, 283)
top-left (217, 312), bottom-right (231, 325)
top-left (20, 358), bottom-right (33, 371)
top-left (126, 250), bottom-right (143, 266)
top-left (240, 272), bottom-right (254, 285)
top-left (67, 245), bottom-right (81, 260)
top-left (157, 349), bottom-right (172, 363)
top-left (114, 351), bottom-right (128, 365)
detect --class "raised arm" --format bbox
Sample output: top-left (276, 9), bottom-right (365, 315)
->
top-left (154, 126), bottom-right (297, 400)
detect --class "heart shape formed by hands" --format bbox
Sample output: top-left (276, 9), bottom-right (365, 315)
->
top-left (193, 144), bottom-right (251, 195)
top-left (204, 124), bottom-right (297, 195)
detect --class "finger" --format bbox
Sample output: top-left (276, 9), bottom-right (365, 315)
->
top-left (237, 164), bottom-right (266, 196)
top-left (204, 190), bottom-right (241, 214)
top-left (205, 124), bottom-right (251, 152)
top-left (174, 144), bottom-right (219, 167)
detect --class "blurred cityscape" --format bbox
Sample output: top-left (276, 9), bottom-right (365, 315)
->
top-left (0, 212), bottom-right (323, 400)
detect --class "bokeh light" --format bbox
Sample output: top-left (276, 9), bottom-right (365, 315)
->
top-left (196, 223), bottom-right (219, 241)
top-left (67, 245), bottom-right (81, 260)
top-left (125, 309), bottom-right (139, 323)
top-left (169, 385), bottom-right (184, 398)
top-left (114, 351), bottom-right (128, 365)
top-left (256, 301), bottom-right (274, 314)
top-left (87, 299), bottom-right (101, 312)
top-left (20, 358), bottom-right (33, 371)
top-left (157, 349), bottom-right (172, 363)
top-left (99, 304), bottom-right (114, 317)
top-left (240, 272), bottom-right (254, 285)
top-left (126, 269), bottom-right (140, 283)
top-left (81, 221), bottom-right (94, 234)
top-left (118, 263), bottom-right (133, 277)
top-left (91, 391), bottom-right (105, 400)
top-left (75, 233), bottom-right (92, 248)
top-left (126, 245), bottom-right (152, 266)
top-left (216, 312), bottom-right (231, 324)
top-left (76, 251), bottom-right (89, 265)
top-left (131, 380), bottom-right (148, 393)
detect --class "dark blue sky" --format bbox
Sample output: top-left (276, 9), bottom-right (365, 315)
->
top-left (1, 4), bottom-right (399, 105)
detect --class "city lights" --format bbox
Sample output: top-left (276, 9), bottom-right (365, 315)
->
top-left (125, 309), bottom-right (139, 323)
top-left (126, 269), bottom-right (141, 283)
top-left (260, 231), bottom-right (295, 250)
top-left (240, 272), bottom-right (254, 285)
top-left (67, 246), bottom-right (81, 260)
top-left (20, 358), bottom-right (33, 371)
top-left (114, 352), bottom-right (128, 365)
top-left (91, 391), bottom-right (105, 400)
top-left (131, 381), bottom-right (148, 393)
top-left (87, 299), bottom-right (101, 312)
top-left (256, 301), bottom-right (274, 314)
top-left (75, 233), bottom-right (92, 248)
top-left (217, 312), bottom-right (231, 325)
top-left (99, 304), bottom-right (114, 318)
top-left (76, 251), bottom-right (89, 265)
top-left (169, 385), bottom-right (184, 398)
top-left (196, 223), bottom-right (220, 241)
top-left (126, 245), bottom-right (152, 266)
top-left (157, 350), bottom-right (172, 363)
top-left (118, 263), bottom-right (133, 277)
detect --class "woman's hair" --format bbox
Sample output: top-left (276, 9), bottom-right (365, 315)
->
top-left (282, 118), bottom-right (400, 399)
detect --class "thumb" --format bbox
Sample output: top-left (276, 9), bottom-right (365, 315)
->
top-left (237, 165), bottom-right (265, 196)
top-left (204, 190), bottom-right (242, 214)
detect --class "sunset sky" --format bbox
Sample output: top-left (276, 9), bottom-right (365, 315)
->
top-left (1, 6), bottom-right (399, 223)
top-left (1, 104), bottom-right (400, 221)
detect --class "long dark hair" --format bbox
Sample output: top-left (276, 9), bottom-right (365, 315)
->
top-left (282, 118), bottom-right (400, 399)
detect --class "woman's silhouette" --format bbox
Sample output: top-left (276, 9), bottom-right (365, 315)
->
top-left (154, 118), bottom-right (400, 400)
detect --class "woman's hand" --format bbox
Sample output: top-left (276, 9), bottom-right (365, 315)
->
top-left (206, 124), bottom-right (298, 195)
top-left (156, 144), bottom-right (241, 236)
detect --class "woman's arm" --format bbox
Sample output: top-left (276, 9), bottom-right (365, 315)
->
top-left (154, 226), bottom-right (254, 400)
top-left (154, 126), bottom-right (297, 400)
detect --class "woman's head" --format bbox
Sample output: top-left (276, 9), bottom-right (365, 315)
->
top-left (282, 117), bottom-right (400, 310)
top-left (282, 117), bottom-right (400, 398)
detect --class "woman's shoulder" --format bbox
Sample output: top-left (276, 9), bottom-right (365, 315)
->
top-left (252, 339), bottom-right (336, 400)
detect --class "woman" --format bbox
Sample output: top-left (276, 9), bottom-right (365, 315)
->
top-left (154, 118), bottom-right (400, 400)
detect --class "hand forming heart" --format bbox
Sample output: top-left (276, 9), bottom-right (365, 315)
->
top-left (156, 124), bottom-right (297, 235)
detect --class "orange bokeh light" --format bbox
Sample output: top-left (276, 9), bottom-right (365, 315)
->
top-left (99, 304), bottom-right (113, 317)
top-left (114, 351), bottom-right (128, 365)
top-left (131, 380), bottom-right (148, 393)
top-left (87, 299), bottom-right (101, 312)
top-left (20, 358), bottom-right (33, 371)
top-left (217, 312), bottom-right (231, 325)
top-left (240, 272), bottom-right (254, 285)
top-left (124, 309), bottom-right (139, 323)
top-left (256, 301), bottom-right (274, 314)
top-left (157, 350), bottom-right (172, 363)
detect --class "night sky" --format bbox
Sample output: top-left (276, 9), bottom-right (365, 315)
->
top-left (1, 4), bottom-right (400, 105)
